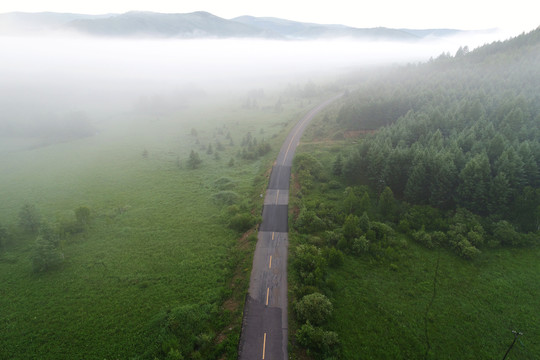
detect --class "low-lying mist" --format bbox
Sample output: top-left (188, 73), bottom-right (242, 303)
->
top-left (0, 30), bottom-right (510, 146)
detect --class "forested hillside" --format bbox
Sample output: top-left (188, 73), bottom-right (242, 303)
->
top-left (288, 28), bottom-right (540, 360)
top-left (340, 28), bottom-right (540, 234)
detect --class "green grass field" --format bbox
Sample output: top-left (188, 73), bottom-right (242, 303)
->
top-left (0, 91), bottom-right (321, 359)
top-left (327, 244), bottom-right (540, 360)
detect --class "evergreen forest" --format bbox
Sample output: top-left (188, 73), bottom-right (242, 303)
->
top-left (288, 28), bottom-right (540, 359)
top-left (340, 28), bottom-right (540, 248)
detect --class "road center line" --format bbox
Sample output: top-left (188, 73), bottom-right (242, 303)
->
top-left (238, 95), bottom-right (342, 360)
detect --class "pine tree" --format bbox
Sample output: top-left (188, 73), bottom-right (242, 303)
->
top-left (378, 186), bottom-right (396, 220)
top-left (430, 153), bottom-right (458, 209)
top-left (332, 154), bottom-right (343, 176)
top-left (457, 153), bottom-right (492, 214)
top-left (488, 172), bottom-right (511, 218)
top-left (187, 150), bottom-right (202, 169)
top-left (405, 161), bottom-right (429, 204)
top-left (19, 204), bottom-right (41, 234)
top-left (494, 147), bottom-right (525, 200)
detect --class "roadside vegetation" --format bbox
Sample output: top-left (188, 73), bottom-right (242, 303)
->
top-left (288, 28), bottom-right (540, 359)
top-left (0, 84), bottom-right (332, 359)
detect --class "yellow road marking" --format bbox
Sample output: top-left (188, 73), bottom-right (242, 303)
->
top-left (269, 255), bottom-right (272, 269)
top-left (266, 287), bottom-right (270, 306)
top-left (262, 332), bottom-right (267, 359)
top-left (275, 189), bottom-right (280, 204)
top-left (272, 232), bottom-right (275, 240)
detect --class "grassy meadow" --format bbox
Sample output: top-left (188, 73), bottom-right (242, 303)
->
top-left (327, 243), bottom-right (540, 360)
top-left (0, 89), bottom-right (323, 359)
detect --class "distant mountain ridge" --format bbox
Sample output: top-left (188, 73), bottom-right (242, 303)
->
top-left (0, 11), bottom-right (478, 40)
top-left (66, 11), bottom-right (277, 38)
top-left (232, 15), bottom-right (418, 40)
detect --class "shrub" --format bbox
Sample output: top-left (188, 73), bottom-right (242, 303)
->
top-left (388, 237), bottom-right (409, 249)
top-left (224, 204), bottom-right (240, 215)
top-left (246, 233), bottom-right (258, 244)
top-left (366, 229), bottom-right (377, 242)
top-left (467, 230), bottom-right (484, 247)
top-left (296, 285), bottom-right (320, 298)
top-left (411, 229), bottom-right (434, 249)
top-left (453, 235), bottom-right (481, 259)
top-left (325, 247), bottom-right (344, 267)
top-left (295, 208), bottom-right (326, 234)
top-left (58, 220), bottom-right (85, 237)
top-left (323, 230), bottom-right (342, 247)
top-left (370, 221), bottom-right (395, 241)
top-left (493, 220), bottom-right (522, 246)
top-left (404, 205), bottom-right (442, 231)
top-left (460, 241), bottom-right (481, 259)
top-left (293, 244), bottom-right (327, 286)
top-left (228, 213), bottom-right (258, 233)
top-left (397, 219), bottom-right (411, 234)
top-left (328, 180), bottom-right (341, 189)
top-left (296, 321), bottom-right (339, 357)
top-left (74, 206), bottom-right (91, 226)
top-left (213, 177), bottom-right (236, 190)
top-left (308, 236), bottom-right (325, 247)
top-left (293, 153), bottom-right (323, 180)
top-left (32, 235), bottom-right (64, 273)
top-left (166, 348), bottom-right (183, 360)
top-left (295, 293), bottom-right (333, 325)
top-left (212, 191), bottom-right (240, 206)
top-left (431, 231), bottom-right (447, 246)
top-left (351, 236), bottom-right (370, 255)
top-left (149, 303), bottom-right (217, 359)
top-left (336, 237), bottom-right (349, 251)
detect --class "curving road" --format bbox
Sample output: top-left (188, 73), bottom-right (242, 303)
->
top-left (238, 94), bottom-right (343, 360)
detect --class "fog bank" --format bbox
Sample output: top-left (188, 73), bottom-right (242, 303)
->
top-left (0, 31), bottom-right (511, 142)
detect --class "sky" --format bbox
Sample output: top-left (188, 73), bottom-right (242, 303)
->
top-left (0, 0), bottom-right (538, 36)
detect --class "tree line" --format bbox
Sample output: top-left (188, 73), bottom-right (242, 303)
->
top-left (339, 27), bottom-right (540, 233)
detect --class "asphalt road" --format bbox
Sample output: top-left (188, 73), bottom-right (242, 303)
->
top-left (238, 94), bottom-right (343, 360)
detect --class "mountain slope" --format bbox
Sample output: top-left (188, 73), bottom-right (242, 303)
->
top-left (233, 15), bottom-right (419, 40)
top-left (67, 11), bottom-right (274, 38)
top-left (0, 12), bottom-right (107, 33)
top-left (0, 10), bottom-right (475, 40)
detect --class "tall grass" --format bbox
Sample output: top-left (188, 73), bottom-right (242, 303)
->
top-left (327, 245), bottom-right (540, 359)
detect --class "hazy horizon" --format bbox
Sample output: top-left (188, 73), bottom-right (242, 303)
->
top-left (0, 17), bottom-right (531, 151)
top-left (1, 0), bottom-right (538, 35)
